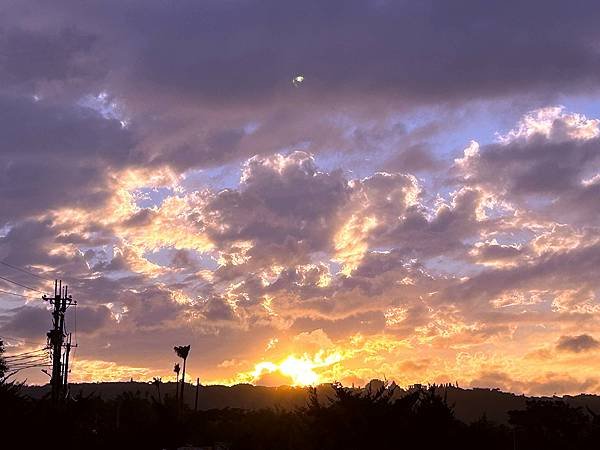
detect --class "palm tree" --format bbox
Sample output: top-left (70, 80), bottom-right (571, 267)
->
top-left (174, 345), bottom-right (190, 406)
top-left (173, 363), bottom-right (180, 400)
top-left (151, 377), bottom-right (162, 403)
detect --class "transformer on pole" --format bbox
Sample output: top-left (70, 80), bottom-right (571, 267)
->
top-left (43, 280), bottom-right (77, 403)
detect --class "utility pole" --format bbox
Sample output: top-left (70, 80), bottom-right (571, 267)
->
top-left (62, 333), bottom-right (73, 394)
top-left (43, 280), bottom-right (76, 403)
top-left (194, 377), bottom-right (200, 412)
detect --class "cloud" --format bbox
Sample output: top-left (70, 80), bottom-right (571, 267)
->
top-left (0, 304), bottom-right (112, 339)
top-left (0, 306), bottom-right (49, 339)
top-left (0, 94), bottom-right (134, 224)
top-left (470, 240), bottom-right (524, 266)
top-left (253, 369), bottom-right (295, 387)
top-left (470, 371), bottom-right (600, 396)
top-left (205, 152), bottom-right (350, 269)
top-left (455, 107), bottom-right (600, 223)
top-left (7, 0), bottom-right (600, 105)
top-left (2, 1), bottom-right (600, 392)
top-left (556, 334), bottom-right (600, 353)
top-left (2, 0), bottom-right (600, 179)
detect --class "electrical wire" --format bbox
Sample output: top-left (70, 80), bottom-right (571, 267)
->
top-left (6, 354), bottom-right (51, 366)
top-left (3, 347), bottom-right (49, 358)
top-left (5, 363), bottom-right (51, 378)
top-left (0, 288), bottom-right (38, 299)
top-left (4, 352), bottom-right (49, 362)
top-left (0, 335), bottom-right (43, 346)
top-left (6, 351), bottom-right (50, 362)
top-left (70, 302), bottom-right (78, 373)
top-left (0, 275), bottom-right (46, 294)
top-left (8, 360), bottom-right (50, 369)
top-left (0, 260), bottom-right (53, 282)
top-left (4, 354), bottom-right (48, 363)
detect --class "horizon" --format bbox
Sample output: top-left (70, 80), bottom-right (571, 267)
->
top-left (18, 378), bottom-right (600, 402)
top-left (1, 0), bottom-right (600, 399)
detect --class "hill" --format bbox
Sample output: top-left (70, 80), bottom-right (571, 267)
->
top-left (21, 381), bottom-right (600, 424)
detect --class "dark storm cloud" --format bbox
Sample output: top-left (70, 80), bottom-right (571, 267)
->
top-left (0, 95), bottom-right (135, 224)
top-left (556, 334), bottom-right (600, 353)
top-left (7, 0), bottom-right (600, 104)
top-left (0, 26), bottom-right (101, 96)
top-left (1, 0), bottom-right (600, 196)
top-left (0, 95), bottom-right (131, 161)
top-left (3, 0), bottom-right (600, 176)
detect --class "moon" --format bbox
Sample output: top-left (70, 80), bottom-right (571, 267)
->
top-left (292, 74), bottom-right (304, 87)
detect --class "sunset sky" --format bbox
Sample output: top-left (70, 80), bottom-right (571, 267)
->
top-left (1, 0), bottom-right (600, 395)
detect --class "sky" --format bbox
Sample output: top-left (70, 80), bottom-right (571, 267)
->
top-left (0, 0), bottom-right (600, 395)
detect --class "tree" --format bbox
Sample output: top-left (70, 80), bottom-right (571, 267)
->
top-left (0, 339), bottom-right (7, 381)
top-left (509, 399), bottom-right (591, 450)
top-left (152, 377), bottom-right (162, 403)
top-left (174, 363), bottom-right (180, 400)
top-left (174, 345), bottom-right (190, 407)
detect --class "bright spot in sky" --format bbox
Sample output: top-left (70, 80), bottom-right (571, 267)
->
top-left (279, 355), bottom-right (319, 385)
top-left (251, 352), bottom-right (343, 386)
top-left (292, 74), bottom-right (305, 87)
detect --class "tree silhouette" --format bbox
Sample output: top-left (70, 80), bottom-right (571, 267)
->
top-left (3, 380), bottom-right (600, 449)
top-left (174, 345), bottom-right (190, 407)
top-left (0, 339), bottom-right (7, 381)
top-left (151, 377), bottom-right (162, 403)
top-left (173, 363), bottom-right (180, 400)
top-left (509, 399), bottom-right (592, 450)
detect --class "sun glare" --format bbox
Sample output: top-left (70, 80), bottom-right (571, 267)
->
top-left (279, 356), bottom-right (319, 385)
top-left (251, 352), bottom-right (343, 386)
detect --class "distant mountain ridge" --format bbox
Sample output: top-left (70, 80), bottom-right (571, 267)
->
top-left (21, 381), bottom-right (600, 424)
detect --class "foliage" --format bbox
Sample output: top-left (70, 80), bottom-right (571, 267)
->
top-left (0, 339), bottom-right (7, 380)
top-left (1, 382), bottom-right (599, 449)
top-left (174, 345), bottom-right (190, 360)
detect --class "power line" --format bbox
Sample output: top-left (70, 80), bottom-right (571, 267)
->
top-left (5, 363), bottom-right (51, 377)
top-left (0, 275), bottom-right (46, 294)
top-left (9, 356), bottom-right (49, 363)
top-left (0, 260), bottom-right (52, 282)
top-left (4, 352), bottom-right (48, 361)
top-left (0, 335), bottom-right (43, 346)
top-left (4, 347), bottom-right (48, 356)
top-left (5, 351), bottom-right (49, 361)
top-left (8, 358), bottom-right (50, 367)
top-left (73, 303), bottom-right (78, 362)
top-left (0, 288), bottom-right (37, 299)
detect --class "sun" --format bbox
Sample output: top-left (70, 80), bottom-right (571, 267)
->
top-left (248, 352), bottom-right (344, 386)
top-left (279, 355), bottom-right (319, 386)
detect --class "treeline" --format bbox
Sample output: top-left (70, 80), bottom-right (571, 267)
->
top-left (2, 381), bottom-right (600, 450)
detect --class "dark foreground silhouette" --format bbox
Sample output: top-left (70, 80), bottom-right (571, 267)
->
top-left (3, 381), bottom-right (600, 450)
